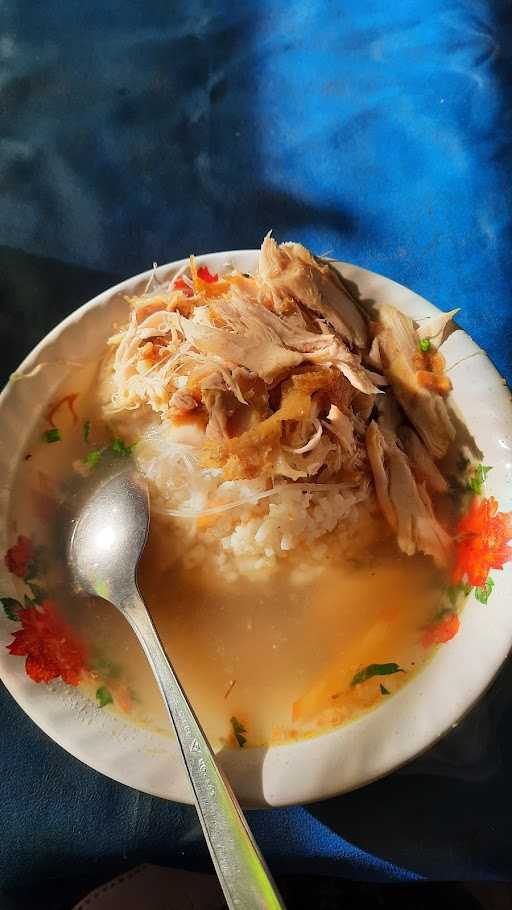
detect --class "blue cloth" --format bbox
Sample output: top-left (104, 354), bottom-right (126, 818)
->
top-left (1, 0), bottom-right (512, 899)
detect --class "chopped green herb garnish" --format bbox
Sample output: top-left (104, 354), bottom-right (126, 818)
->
top-left (351, 663), bottom-right (404, 687)
top-left (83, 449), bottom-right (104, 467)
top-left (0, 597), bottom-right (22, 621)
top-left (24, 595), bottom-right (34, 609)
top-left (468, 464), bottom-right (492, 496)
top-left (111, 437), bottom-right (135, 457)
top-left (446, 583), bottom-right (472, 606)
top-left (419, 338), bottom-right (431, 353)
top-left (230, 716), bottom-right (247, 748)
top-left (96, 686), bottom-right (114, 708)
top-left (475, 576), bottom-right (495, 605)
top-left (83, 438), bottom-right (134, 466)
top-left (380, 684), bottom-right (390, 695)
top-left (447, 587), bottom-right (458, 607)
top-left (83, 420), bottom-right (91, 443)
top-left (43, 428), bottom-right (60, 444)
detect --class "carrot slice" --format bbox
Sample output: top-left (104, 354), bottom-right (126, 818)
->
top-left (292, 621), bottom-right (390, 722)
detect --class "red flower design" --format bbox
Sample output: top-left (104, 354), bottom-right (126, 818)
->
top-left (422, 613), bottom-right (460, 648)
top-left (197, 265), bottom-right (218, 283)
top-left (453, 496), bottom-right (512, 587)
top-left (5, 535), bottom-right (35, 579)
top-left (7, 600), bottom-right (86, 685)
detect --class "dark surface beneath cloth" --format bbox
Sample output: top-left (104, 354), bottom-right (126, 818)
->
top-left (1, 0), bottom-right (512, 906)
top-left (3, 868), bottom-right (512, 910)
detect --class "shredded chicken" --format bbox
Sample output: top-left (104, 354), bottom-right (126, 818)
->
top-left (322, 405), bottom-right (356, 455)
top-left (366, 420), bottom-right (451, 566)
top-left (191, 289), bottom-right (380, 393)
top-left (372, 303), bottom-right (455, 459)
top-left (201, 369), bottom-right (333, 480)
top-left (258, 234), bottom-right (368, 350)
top-left (202, 390), bottom-right (237, 441)
top-left (399, 426), bottom-right (448, 494)
top-left (169, 389), bottom-right (197, 416)
top-left (102, 235), bottom-right (460, 569)
top-left (416, 308), bottom-right (459, 348)
top-left (181, 315), bottom-right (305, 383)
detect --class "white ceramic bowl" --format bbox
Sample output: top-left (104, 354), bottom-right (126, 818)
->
top-left (1, 251), bottom-right (511, 807)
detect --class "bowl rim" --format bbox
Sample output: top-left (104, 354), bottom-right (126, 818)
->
top-left (1, 249), bottom-right (511, 807)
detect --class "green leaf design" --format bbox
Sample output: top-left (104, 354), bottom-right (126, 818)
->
top-left (380, 684), bottom-right (390, 695)
top-left (446, 583), bottom-right (473, 606)
top-left (468, 464), bottom-right (492, 495)
top-left (447, 586), bottom-right (458, 606)
top-left (475, 576), bottom-right (495, 605)
top-left (1, 597), bottom-right (23, 621)
top-left (96, 686), bottom-right (114, 708)
top-left (27, 582), bottom-right (46, 604)
top-left (230, 716), bottom-right (247, 748)
top-left (351, 663), bottom-right (404, 687)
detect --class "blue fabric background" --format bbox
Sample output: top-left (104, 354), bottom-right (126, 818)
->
top-left (1, 0), bottom-right (512, 901)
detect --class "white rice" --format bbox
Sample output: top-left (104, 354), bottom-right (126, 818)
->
top-left (122, 418), bottom-right (375, 582)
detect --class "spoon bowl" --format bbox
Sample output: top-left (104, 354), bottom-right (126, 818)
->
top-left (68, 459), bottom-right (149, 603)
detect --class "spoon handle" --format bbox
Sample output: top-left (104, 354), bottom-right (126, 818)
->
top-left (124, 588), bottom-right (285, 910)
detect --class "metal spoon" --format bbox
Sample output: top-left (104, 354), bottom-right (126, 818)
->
top-left (67, 459), bottom-right (285, 910)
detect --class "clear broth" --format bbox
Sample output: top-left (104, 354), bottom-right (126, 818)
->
top-left (9, 374), bottom-right (447, 749)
